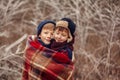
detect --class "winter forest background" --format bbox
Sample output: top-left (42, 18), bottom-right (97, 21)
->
top-left (0, 0), bottom-right (120, 80)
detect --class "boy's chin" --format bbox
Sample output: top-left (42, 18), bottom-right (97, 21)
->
top-left (44, 41), bottom-right (50, 45)
top-left (56, 40), bottom-right (65, 43)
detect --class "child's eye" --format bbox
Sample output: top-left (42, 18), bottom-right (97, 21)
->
top-left (62, 33), bottom-right (68, 37)
top-left (44, 32), bottom-right (48, 34)
top-left (62, 34), bottom-right (67, 37)
top-left (56, 32), bottom-right (59, 35)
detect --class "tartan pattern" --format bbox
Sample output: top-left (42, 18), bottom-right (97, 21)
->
top-left (22, 35), bottom-right (74, 80)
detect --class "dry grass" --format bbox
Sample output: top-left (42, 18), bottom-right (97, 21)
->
top-left (0, 0), bottom-right (120, 80)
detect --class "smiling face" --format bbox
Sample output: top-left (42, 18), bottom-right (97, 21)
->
top-left (39, 23), bottom-right (54, 44)
top-left (53, 27), bottom-right (69, 43)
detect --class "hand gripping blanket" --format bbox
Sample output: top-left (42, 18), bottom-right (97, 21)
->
top-left (22, 35), bottom-right (74, 80)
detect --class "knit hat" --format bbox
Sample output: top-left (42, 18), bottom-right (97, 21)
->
top-left (37, 20), bottom-right (56, 37)
top-left (56, 18), bottom-right (76, 42)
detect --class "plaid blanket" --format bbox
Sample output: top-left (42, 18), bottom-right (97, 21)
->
top-left (22, 35), bottom-right (74, 80)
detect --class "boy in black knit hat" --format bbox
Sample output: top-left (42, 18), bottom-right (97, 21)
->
top-left (22, 20), bottom-right (56, 80)
top-left (36, 20), bottom-right (56, 48)
top-left (51, 18), bottom-right (76, 61)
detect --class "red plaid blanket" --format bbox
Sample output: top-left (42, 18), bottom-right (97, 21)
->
top-left (22, 35), bottom-right (74, 80)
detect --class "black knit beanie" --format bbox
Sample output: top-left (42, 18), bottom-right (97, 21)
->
top-left (37, 20), bottom-right (56, 37)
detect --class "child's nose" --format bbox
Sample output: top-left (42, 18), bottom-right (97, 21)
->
top-left (57, 35), bottom-right (61, 39)
top-left (47, 33), bottom-right (52, 38)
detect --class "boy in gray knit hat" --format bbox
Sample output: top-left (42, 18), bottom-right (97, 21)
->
top-left (51, 18), bottom-right (76, 61)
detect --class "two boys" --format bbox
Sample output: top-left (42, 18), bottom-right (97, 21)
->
top-left (22, 18), bottom-right (76, 80)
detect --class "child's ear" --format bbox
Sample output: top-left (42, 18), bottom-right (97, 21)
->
top-left (67, 30), bottom-right (73, 43)
top-left (67, 33), bottom-right (73, 43)
top-left (38, 34), bottom-right (41, 38)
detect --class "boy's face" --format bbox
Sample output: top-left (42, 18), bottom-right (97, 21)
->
top-left (54, 29), bottom-right (69, 43)
top-left (39, 24), bottom-right (54, 45)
